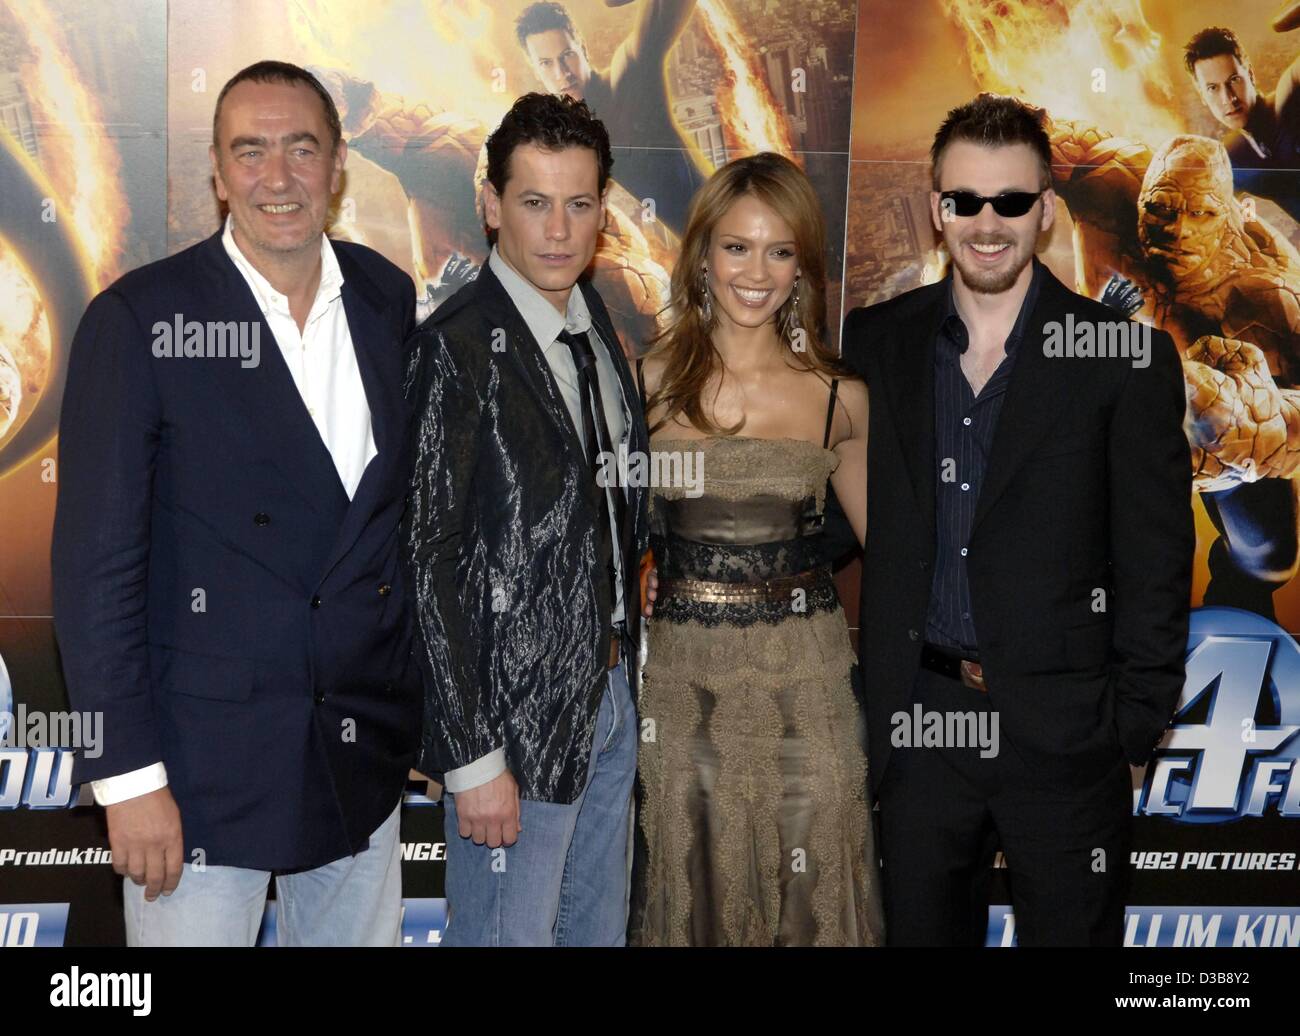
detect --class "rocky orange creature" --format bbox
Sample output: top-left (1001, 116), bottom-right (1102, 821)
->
top-left (1047, 109), bottom-right (1300, 609)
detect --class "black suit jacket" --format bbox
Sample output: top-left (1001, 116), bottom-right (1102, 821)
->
top-left (829, 267), bottom-right (1193, 796)
top-left (52, 230), bottom-right (422, 870)
top-left (402, 265), bottom-right (650, 804)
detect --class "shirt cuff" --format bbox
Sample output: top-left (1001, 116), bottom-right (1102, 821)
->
top-left (91, 762), bottom-right (169, 806)
top-left (442, 748), bottom-right (506, 794)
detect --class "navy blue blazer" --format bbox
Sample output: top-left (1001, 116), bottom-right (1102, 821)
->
top-left (51, 229), bottom-right (423, 871)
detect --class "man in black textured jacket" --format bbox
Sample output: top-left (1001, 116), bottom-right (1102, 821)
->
top-left (402, 93), bottom-right (650, 946)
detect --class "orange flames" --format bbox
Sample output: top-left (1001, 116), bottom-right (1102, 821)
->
top-left (286, 0), bottom-right (508, 129)
top-left (940, 0), bottom-right (1182, 143)
top-left (698, 0), bottom-right (794, 160)
top-left (0, 238), bottom-right (52, 441)
top-left (8, 0), bottom-right (129, 287)
top-left (0, 1), bottom-right (125, 460)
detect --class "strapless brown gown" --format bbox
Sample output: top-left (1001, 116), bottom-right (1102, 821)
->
top-left (628, 436), bottom-right (884, 946)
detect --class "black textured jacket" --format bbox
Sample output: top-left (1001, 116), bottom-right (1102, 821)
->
top-left (401, 265), bottom-right (650, 804)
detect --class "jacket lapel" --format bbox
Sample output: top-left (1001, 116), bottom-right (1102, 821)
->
top-left (883, 296), bottom-right (944, 549)
top-left (583, 280), bottom-right (641, 448)
top-left (477, 265), bottom-right (589, 461)
top-left (317, 251), bottom-right (405, 582)
top-left (197, 233), bottom-right (350, 520)
top-left (581, 278), bottom-right (647, 562)
top-left (476, 266), bottom-right (646, 586)
top-left (971, 269), bottom-right (1077, 535)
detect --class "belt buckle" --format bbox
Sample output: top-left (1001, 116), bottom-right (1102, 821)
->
top-left (959, 659), bottom-right (986, 693)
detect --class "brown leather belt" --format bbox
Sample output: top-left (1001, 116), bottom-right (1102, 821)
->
top-left (920, 642), bottom-right (987, 692)
top-left (607, 631), bottom-right (622, 670)
top-left (657, 565), bottom-right (832, 604)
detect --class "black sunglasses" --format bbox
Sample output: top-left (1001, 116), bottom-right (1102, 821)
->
top-left (939, 190), bottom-right (1043, 218)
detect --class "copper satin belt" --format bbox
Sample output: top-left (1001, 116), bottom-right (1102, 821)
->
top-left (657, 565), bottom-right (833, 604)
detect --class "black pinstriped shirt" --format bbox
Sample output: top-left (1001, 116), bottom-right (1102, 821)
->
top-left (925, 259), bottom-right (1043, 654)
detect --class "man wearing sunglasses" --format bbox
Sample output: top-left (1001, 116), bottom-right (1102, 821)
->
top-left (828, 93), bottom-right (1193, 945)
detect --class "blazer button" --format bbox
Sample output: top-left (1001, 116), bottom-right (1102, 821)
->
top-left (314, 692), bottom-right (325, 704)
top-left (378, 584), bottom-right (392, 596)
top-left (253, 512), bottom-right (270, 526)
top-left (907, 628), bottom-right (919, 641)
top-left (918, 559), bottom-right (929, 570)
top-left (310, 595), bottom-right (322, 609)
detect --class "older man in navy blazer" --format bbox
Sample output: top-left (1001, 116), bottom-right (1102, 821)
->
top-left (51, 61), bottom-right (421, 946)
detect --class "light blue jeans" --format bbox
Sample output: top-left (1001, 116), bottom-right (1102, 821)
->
top-left (441, 658), bottom-right (637, 946)
top-left (123, 802), bottom-right (403, 946)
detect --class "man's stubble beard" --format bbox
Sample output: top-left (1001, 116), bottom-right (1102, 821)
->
top-left (949, 236), bottom-right (1034, 295)
top-left (235, 215), bottom-right (322, 259)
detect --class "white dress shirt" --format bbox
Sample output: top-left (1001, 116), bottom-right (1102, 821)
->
top-left (441, 245), bottom-right (631, 795)
top-left (91, 217), bottom-right (376, 807)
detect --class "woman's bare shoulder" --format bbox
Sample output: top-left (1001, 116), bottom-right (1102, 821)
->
top-left (638, 350), bottom-right (669, 394)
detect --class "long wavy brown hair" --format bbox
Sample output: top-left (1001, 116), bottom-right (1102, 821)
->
top-left (644, 151), bottom-right (856, 436)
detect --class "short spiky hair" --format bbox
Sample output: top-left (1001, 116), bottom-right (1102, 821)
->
top-left (930, 93), bottom-right (1052, 190)
top-left (1183, 27), bottom-right (1248, 77)
top-left (213, 60), bottom-right (342, 152)
top-left (485, 91), bottom-right (612, 196)
top-left (516, 2), bottom-right (582, 50)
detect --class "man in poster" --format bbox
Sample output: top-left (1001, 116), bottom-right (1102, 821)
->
top-left (515, 0), bottom-right (705, 236)
top-left (1184, 22), bottom-right (1300, 221)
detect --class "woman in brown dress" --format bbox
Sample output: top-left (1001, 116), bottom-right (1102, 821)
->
top-left (628, 152), bottom-right (882, 946)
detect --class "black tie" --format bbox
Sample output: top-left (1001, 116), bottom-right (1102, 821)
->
top-left (557, 328), bottom-right (627, 621)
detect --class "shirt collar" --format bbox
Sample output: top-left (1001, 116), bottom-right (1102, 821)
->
top-left (221, 214), bottom-right (344, 317)
top-left (488, 245), bottom-right (593, 352)
top-left (940, 255), bottom-right (1044, 355)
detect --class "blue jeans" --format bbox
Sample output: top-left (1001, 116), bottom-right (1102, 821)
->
top-left (123, 802), bottom-right (403, 946)
top-left (441, 657), bottom-right (637, 946)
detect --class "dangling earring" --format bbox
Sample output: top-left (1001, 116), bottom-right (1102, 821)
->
top-left (698, 264), bottom-right (713, 324)
top-left (782, 274), bottom-right (801, 342)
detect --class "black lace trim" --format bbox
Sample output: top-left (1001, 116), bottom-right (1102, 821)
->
top-left (651, 532), bottom-right (839, 628)
top-left (653, 532), bottom-right (825, 582)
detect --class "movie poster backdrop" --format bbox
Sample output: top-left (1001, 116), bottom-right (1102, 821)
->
top-left (0, 0), bottom-right (1294, 947)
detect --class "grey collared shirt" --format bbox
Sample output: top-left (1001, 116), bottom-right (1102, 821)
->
top-left (487, 245), bottom-right (629, 625)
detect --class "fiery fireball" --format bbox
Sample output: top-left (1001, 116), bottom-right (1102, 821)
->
top-left (940, 0), bottom-right (1181, 142)
top-left (0, 0), bottom-right (127, 470)
top-left (697, 0), bottom-right (794, 158)
top-left (0, 237), bottom-right (52, 444)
